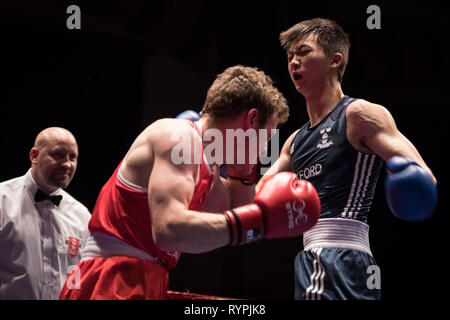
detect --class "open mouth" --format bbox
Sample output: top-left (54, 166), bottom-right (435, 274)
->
top-left (293, 72), bottom-right (302, 80)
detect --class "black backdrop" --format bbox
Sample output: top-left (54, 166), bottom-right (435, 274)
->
top-left (0, 0), bottom-right (448, 299)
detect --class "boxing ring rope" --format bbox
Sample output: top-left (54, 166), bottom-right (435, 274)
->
top-left (166, 290), bottom-right (239, 300)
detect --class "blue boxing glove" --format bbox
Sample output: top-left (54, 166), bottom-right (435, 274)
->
top-left (385, 156), bottom-right (437, 221)
top-left (175, 110), bottom-right (201, 121)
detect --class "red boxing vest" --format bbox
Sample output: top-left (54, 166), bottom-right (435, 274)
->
top-left (88, 122), bottom-right (213, 269)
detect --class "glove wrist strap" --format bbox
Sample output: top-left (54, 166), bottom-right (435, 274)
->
top-left (224, 210), bottom-right (241, 246)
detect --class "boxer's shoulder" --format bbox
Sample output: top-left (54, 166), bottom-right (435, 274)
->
top-left (346, 99), bottom-right (394, 151)
top-left (121, 119), bottom-right (201, 189)
top-left (346, 99), bottom-right (387, 120)
top-left (147, 118), bottom-right (195, 133)
top-left (144, 119), bottom-right (200, 149)
top-left (346, 99), bottom-right (392, 125)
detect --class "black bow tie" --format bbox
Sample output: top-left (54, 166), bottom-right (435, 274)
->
top-left (34, 189), bottom-right (63, 206)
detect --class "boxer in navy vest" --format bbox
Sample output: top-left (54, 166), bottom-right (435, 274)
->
top-left (258, 18), bottom-right (437, 300)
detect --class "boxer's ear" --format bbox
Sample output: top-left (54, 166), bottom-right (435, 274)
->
top-left (246, 108), bottom-right (259, 129)
top-left (331, 52), bottom-right (343, 69)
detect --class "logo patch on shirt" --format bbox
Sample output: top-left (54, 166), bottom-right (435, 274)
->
top-left (317, 127), bottom-right (333, 149)
top-left (66, 236), bottom-right (81, 258)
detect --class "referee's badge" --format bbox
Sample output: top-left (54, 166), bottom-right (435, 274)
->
top-left (66, 236), bottom-right (81, 257)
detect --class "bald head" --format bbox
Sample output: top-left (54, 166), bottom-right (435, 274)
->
top-left (34, 127), bottom-right (77, 149)
top-left (30, 127), bottom-right (79, 193)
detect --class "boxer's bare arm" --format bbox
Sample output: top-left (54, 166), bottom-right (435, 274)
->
top-left (203, 172), bottom-right (259, 212)
top-left (147, 121), bottom-right (230, 254)
top-left (256, 129), bottom-right (298, 192)
top-left (228, 179), bottom-right (256, 207)
top-left (346, 99), bottom-right (436, 183)
top-left (203, 175), bottom-right (232, 212)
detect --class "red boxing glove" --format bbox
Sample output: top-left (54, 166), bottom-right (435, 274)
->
top-left (224, 172), bottom-right (321, 245)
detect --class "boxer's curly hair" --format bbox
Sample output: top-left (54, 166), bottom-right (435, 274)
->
top-left (201, 65), bottom-right (289, 125)
top-left (280, 18), bottom-right (350, 83)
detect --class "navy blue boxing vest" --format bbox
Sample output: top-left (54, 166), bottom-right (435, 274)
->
top-left (290, 96), bottom-right (383, 224)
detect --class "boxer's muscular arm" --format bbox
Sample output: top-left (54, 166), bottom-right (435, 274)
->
top-left (203, 176), bottom-right (252, 212)
top-left (148, 121), bottom-right (230, 254)
top-left (256, 129), bottom-right (298, 192)
top-left (228, 179), bottom-right (255, 207)
top-left (202, 175), bottom-right (231, 212)
top-left (346, 99), bottom-right (436, 183)
top-left (148, 120), bottom-right (322, 248)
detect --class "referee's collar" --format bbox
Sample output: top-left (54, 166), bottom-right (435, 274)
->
top-left (25, 169), bottom-right (63, 200)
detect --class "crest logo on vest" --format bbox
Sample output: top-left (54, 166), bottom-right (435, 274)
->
top-left (317, 127), bottom-right (333, 149)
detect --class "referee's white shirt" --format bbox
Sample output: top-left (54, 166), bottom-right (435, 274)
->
top-left (0, 169), bottom-right (90, 300)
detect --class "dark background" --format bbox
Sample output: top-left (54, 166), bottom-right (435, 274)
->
top-left (0, 0), bottom-right (448, 299)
